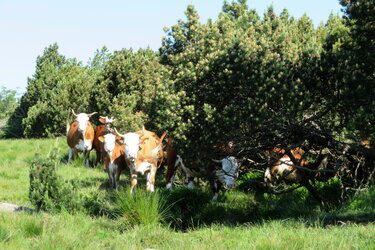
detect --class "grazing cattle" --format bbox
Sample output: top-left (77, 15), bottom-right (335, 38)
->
top-left (66, 110), bottom-right (97, 167)
top-left (93, 116), bottom-right (115, 167)
top-left (165, 139), bottom-right (240, 201)
top-left (115, 127), bottom-right (167, 193)
top-left (98, 133), bottom-right (127, 189)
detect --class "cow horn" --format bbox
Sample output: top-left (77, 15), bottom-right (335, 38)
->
top-left (212, 159), bottom-right (222, 163)
top-left (87, 112), bottom-right (98, 117)
top-left (72, 109), bottom-right (78, 117)
top-left (114, 128), bottom-right (125, 137)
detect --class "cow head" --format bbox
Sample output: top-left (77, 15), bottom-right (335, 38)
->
top-left (99, 116), bottom-right (115, 133)
top-left (115, 129), bottom-right (140, 163)
top-left (72, 109), bottom-right (97, 133)
top-left (212, 156), bottom-right (239, 189)
top-left (101, 133), bottom-right (116, 154)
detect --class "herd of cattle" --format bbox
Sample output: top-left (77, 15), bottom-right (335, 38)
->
top-left (66, 110), bottom-right (327, 200)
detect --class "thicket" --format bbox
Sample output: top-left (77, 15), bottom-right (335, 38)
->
top-left (7, 0), bottom-right (375, 203)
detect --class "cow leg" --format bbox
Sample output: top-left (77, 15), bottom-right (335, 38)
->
top-left (130, 170), bottom-right (138, 194)
top-left (95, 149), bottom-right (101, 166)
top-left (108, 169), bottom-right (113, 189)
top-left (166, 154), bottom-right (178, 189)
top-left (108, 163), bottom-right (116, 189)
top-left (115, 167), bottom-right (122, 190)
top-left (68, 148), bottom-right (73, 163)
top-left (210, 180), bottom-right (222, 201)
top-left (147, 164), bottom-right (156, 192)
top-left (84, 150), bottom-right (90, 168)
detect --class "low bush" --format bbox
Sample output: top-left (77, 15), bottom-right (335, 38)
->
top-left (29, 149), bottom-right (82, 213)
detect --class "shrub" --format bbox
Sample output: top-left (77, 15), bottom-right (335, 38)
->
top-left (82, 190), bottom-right (115, 218)
top-left (29, 149), bottom-right (82, 213)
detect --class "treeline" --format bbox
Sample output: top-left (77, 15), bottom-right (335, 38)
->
top-left (5, 1), bottom-right (375, 174)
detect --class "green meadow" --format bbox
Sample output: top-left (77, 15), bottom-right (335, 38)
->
top-left (0, 137), bottom-right (374, 249)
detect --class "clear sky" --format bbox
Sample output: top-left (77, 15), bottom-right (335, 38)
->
top-left (0, 0), bottom-right (343, 94)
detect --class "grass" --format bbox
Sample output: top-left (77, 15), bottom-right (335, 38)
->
top-left (0, 137), bottom-right (375, 248)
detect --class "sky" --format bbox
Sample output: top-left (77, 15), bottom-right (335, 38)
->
top-left (0, 0), bottom-right (343, 94)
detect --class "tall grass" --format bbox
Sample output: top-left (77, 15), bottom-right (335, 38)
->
top-left (114, 188), bottom-right (170, 228)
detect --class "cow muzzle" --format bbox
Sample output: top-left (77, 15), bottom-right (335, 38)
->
top-left (225, 183), bottom-right (236, 190)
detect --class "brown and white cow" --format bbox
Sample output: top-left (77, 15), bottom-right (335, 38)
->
top-left (165, 139), bottom-right (240, 201)
top-left (98, 133), bottom-right (127, 189)
top-left (115, 127), bottom-right (167, 193)
top-left (66, 110), bottom-right (97, 167)
top-left (93, 116), bottom-right (115, 167)
top-left (264, 148), bottom-right (309, 186)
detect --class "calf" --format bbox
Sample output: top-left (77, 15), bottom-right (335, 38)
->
top-left (115, 127), bottom-right (167, 193)
top-left (93, 116), bottom-right (115, 167)
top-left (66, 110), bottom-right (97, 167)
top-left (99, 133), bottom-right (127, 189)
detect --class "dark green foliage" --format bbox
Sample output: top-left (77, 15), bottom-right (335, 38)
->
top-left (82, 190), bottom-right (115, 218)
top-left (29, 149), bottom-right (82, 212)
top-left (6, 43), bottom-right (97, 138)
top-left (91, 48), bottom-right (185, 136)
top-left (348, 185), bottom-right (375, 211)
top-left (163, 187), bottom-right (211, 229)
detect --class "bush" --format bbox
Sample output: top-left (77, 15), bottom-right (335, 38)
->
top-left (29, 149), bottom-right (82, 213)
top-left (82, 190), bottom-right (115, 218)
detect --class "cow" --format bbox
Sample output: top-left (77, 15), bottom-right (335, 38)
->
top-left (66, 110), bottom-right (97, 167)
top-left (264, 147), bottom-right (308, 186)
top-left (114, 127), bottom-right (167, 193)
top-left (165, 139), bottom-right (240, 201)
top-left (98, 133), bottom-right (127, 189)
top-left (264, 147), bottom-right (330, 186)
top-left (93, 116), bottom-right (115, 167)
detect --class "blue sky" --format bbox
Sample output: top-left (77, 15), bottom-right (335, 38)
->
top-left (0, 0), bottom-right (342, 94)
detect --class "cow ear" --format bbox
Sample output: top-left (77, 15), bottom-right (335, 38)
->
top-left (98, 136), bottom-right (104, 143)
top-left (99, 117), bottom-right (106, 124)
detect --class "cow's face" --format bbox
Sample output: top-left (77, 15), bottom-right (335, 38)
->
top-left (215, 156), bottom-right (239, 189)
top-left (103, 133), bottom-right (116, 153)
top-left (123, 132), bottom-right (140, 163)
top-left (76, 113), bottom-right (90, 133)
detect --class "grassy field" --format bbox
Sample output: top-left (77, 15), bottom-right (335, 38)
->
top-left (0, 137), bottom-right (374, 249)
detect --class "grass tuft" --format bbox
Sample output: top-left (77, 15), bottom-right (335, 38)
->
top-left (114, 188), bottom-right (170, 229)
